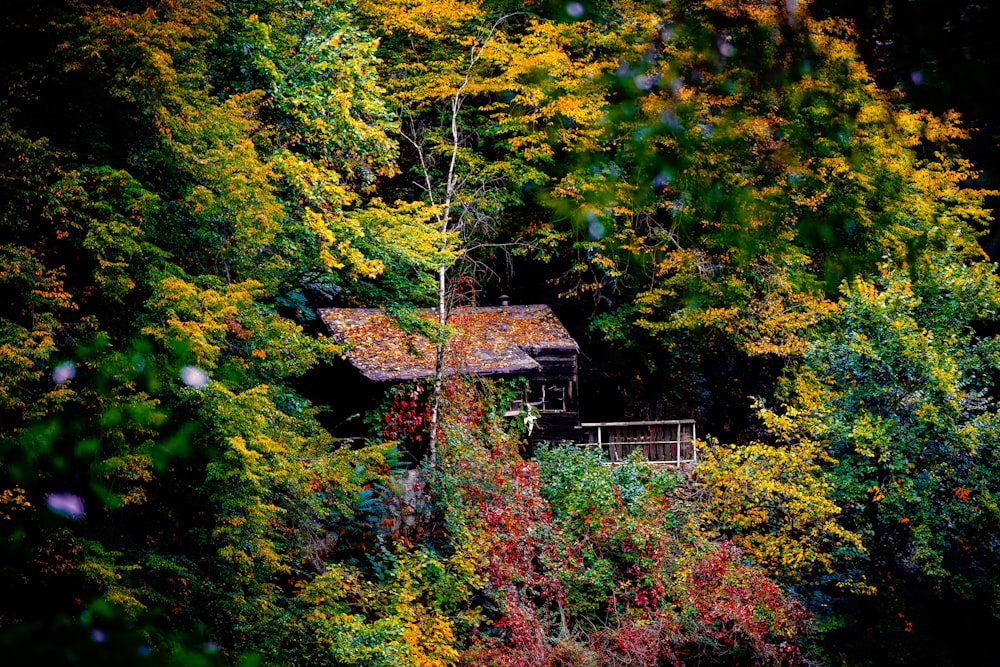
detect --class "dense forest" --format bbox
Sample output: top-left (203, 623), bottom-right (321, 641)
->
top-left (3, 0), bottom-right (1000, 665)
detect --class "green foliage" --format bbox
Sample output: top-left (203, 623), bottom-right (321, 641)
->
top-left (527, 0), bottom-right (995, 439)
top-left (426, 383), bottom-right (811, 664)
top-left (1, 1), bottom-right (419, 663)
top-left (758, 261), bottom-right (1000, 662)
top-left (797, 267), bottom-right (1000, 584)
top-left (4, 0), bottom-right (1000, 665)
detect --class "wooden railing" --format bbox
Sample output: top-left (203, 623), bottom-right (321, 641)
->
top-left (577, 420), bottom-right (697, 466)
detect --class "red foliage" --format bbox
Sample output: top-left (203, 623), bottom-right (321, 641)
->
top-left (379, 384), bottom-right (431, 457)
top-left (588, 613), bottom-right (682, 667)
top-left (676, 542), bottom-right (811, 666)
top-left (435, 379), bottom-right (811, 666)
top-left (469, 595), bottom-right (553, 667)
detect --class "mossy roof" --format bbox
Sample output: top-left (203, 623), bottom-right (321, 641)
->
top-left (317, 305), bottom-right (578, 382)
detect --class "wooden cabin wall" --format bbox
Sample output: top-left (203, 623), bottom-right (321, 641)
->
top-left (528, 347), bottom-right (578, 381)
top-left (526, 347), bottom-right (581, 446)
top-left (533, 411), bottom-right (581, 443)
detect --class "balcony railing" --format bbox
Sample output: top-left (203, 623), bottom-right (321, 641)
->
top-left (577, 419), bottom-right (697, 466)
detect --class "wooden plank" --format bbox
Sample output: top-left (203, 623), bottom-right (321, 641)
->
top-left (579, 419), bottom-right (697, 428)
top-left (574, 419), bottom-right (697, 466)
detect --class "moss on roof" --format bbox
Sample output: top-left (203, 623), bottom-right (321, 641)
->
top-left (318, 305), bottom-right (578, 381)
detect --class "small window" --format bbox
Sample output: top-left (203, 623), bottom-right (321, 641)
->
top-left (528, 381), bottom-right (570, 412)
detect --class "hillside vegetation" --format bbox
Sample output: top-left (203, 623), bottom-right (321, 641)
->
top-left (2, 1), bottom-right (998, 665)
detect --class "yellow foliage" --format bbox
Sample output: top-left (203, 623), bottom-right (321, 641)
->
top-left (399, 605), bottom-right (460, 667)
top-left (143, 276), bottom-right (264, 368)
top-left (78, 543), bottom-right (147, 618)
top-left (358, 0), bottom-right (484, 40)
top-left (695, 438), bottom-right (863, 580)
top-left (701, 0), bottom-right (796, 27)
top-left (0, 485), bottom-right (31, 521)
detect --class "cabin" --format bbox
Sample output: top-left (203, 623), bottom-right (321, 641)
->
top-left (318, 305), bottom-right (581, 444)
top-left (317, 304), bottom-right (697, 466)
